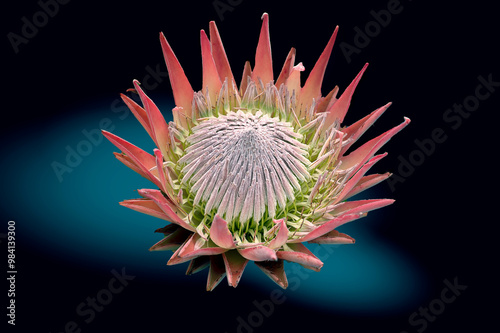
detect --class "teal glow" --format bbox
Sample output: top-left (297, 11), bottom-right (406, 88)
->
top-left (1, 101), bottom-right (425, 313)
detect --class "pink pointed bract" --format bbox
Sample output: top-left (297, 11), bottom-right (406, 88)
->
top-left (103, 13), bottom-right (410, 291)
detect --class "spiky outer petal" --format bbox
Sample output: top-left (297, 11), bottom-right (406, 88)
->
top-left (316, 85), bottom-right (339, 113)
top-left (209, 21), bottom-right (234, 86)
top-left (268, 219), bottom-right (289, 250)
top-left (240, 61), bottom-right (252, 96)
top-left (154, 224), bottom-right (180, 235)
top-left (237, 246), bottom-right (278, 262)
top-left (275, 47), bottom-right (296, 89)
top-left (149, 226), bottom-right (191, 251)
top-left (277, 243), bottom-right (324, 272)
top-left (207, 255), bottom-right (227, 291)
top-left (255, 260), bottom-right (288, 289)
top-left (186, 256), bottom-right (210, 275)
top-left (200, 29), bottom-right (222, 107)
top-left (344, 173), bottom-right (392, 200)
top-left (153, 149), bottom-right (168, 193)
top-left (167, 236), bottom-right (193, 265)
top-left (340, 102), bottom-right (392, 155)
top-left (102, 131), bottom-right (164, 190)
top-left (178, 233), bottom-right (228, 260)
top-left (340, 117), bottom-right (411, 173)
top-left (120, 93), bottom-right (154, 141)
top-left (286, 63), bottom-right (304, 97)
top-left (289, 213), bottom-right (361, 243)
top-left (159, 32), bottom-right (194, 128)
top-left (309, 230), bottom-right (355, 244)
top-left (334, 153), bottom-right (388, 205)
top-left (222, 250), bottom-right (249, 288)
top-left (119, 198), bottom-right (170, 221)
top-left (328, 199), bottom-right (395, 218)
top-left (137, 189), bottom-right (195, 232)
top-left (168, 233), bottom-right (228, 265)
top-left (210, 215), bottom-right (236, 249)
top-left (299, 26), bottom-right (338, 116)
top-left (133, 80), bottom-right (171, 159)
top-left (252, 13), bottom-right (273, 84)
top-left (325, 62), bottom-right (369, 128)
top-left (113, 152), bottom-right (149, 179)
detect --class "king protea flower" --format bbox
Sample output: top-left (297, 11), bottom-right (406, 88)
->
top-left (102, 13), bottom-right (410, 291)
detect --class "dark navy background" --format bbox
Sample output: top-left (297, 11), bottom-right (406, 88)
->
top-left (2, 0), bottom-right (497, 332)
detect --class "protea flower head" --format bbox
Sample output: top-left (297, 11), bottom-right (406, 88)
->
top-left (102, 13), bottom-right (410, 291)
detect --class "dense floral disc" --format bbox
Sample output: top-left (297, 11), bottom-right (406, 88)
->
top-left (179, 110), bottom-right (310, 223)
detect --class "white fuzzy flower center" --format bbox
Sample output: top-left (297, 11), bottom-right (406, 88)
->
top-left (179, 110), bottom-right (310, 224)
